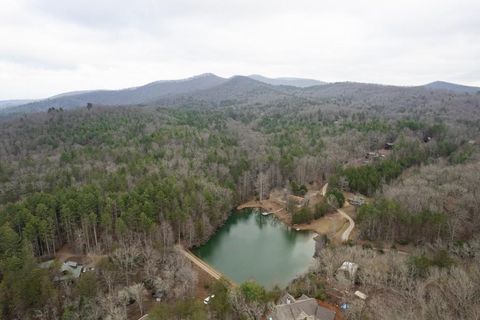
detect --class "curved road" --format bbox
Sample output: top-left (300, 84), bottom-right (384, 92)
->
top-left (321, 183), bottom-right (355, 242)
top-left (337, 208), bottom-right (355, 242)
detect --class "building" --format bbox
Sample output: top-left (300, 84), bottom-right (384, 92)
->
top-left (269, 293), bottom-right (336, 320)
top-left (354, 291), bottom-right (368, 300)
top-left (39, 260), bottom-right (83, 282)
top-left (347, 195), bottom-right (366, 207)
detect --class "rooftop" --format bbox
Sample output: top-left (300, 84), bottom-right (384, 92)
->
top-left (271, 293), bottom-right (336, 320)
top-left (39, 259), bottom-right (83, 281)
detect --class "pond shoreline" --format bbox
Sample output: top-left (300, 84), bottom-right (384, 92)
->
top-left (237, 199), bottom-right (348, 243)
top-left (191, 210), bottom-right (317, 288)
top-left (237, 199), bottom-right (292, 225)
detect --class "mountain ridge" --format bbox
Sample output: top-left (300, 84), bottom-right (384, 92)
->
top-left (0, 99), bottom-right (37, 109)
top-left (423, 81), bottom-right (480, 94)
top-left (3, 75), bottom-right (479, 115)
top-left (247, 74), bottom-right (326, 87)
top-left (4, 73), bottom-right (227, 114)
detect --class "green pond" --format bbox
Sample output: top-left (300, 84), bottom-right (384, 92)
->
top-left (193, 210), bottom-right (315, 288)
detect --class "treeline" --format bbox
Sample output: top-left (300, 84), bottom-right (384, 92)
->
top-left (1, 173), bottom-right (232, 258)
top-left (0, 107), bottom-right (264, 319)
top-left (356, 158), bottom-right (480, 245)
top-left (357, 198), bottom-right (447, 243)
top-left (0, 236), bottom-right (57, 319)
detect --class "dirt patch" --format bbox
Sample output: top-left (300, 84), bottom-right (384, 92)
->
top-left (341, 202), bottom-right (357, 217)
top-left (294, 212), bottom-right (347, 239)
top-left (55, 244), bottom-right (77, 262)
top-left (126, 294), bottom-right (153, 320)
top-left (318, 300), bottom-right (344, 320)
top-left (54, 244), bottom-right (107, 268)
top-left (192, 261), bottom-right (216, 300)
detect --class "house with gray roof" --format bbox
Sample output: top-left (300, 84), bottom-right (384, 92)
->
top-left (269, 293), bottom-right (336, 320)
top-left (39, 260), bottom-right (83, 282)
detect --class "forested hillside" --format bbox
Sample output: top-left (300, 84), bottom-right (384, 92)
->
top-left (0, 80), bottom-right (479, 319)
top-left (1, 74), bottom-right (227, 114)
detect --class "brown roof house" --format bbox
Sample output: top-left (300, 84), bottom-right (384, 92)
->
top-left (269, 293), bottom-right (336, 320)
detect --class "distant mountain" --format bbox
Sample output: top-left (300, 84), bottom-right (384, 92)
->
top-left (155, 76), bottom-right (304, 107)
top-left (248, 74), bottom-right (326, 87)
top-left (4, 75), bottom-right (480, 116)
top-left (0, 99), bottom-right (36, 109)
top-left (423, 81), bottom-right (480, 94)
top-left (3, 73), bottom-right (227, 114)
top-left (49, 90), bottom-right (96, 99)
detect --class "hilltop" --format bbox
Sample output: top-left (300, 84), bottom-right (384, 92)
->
top-left (3, 75), bottom-right (480, 116)
top-left (424, 80), bottom-right (480, 94)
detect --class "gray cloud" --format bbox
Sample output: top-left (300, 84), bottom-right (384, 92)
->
top-left (0, 53), bottom-right (77, 71)
top-left (1, 0), bottom-right (479, 99)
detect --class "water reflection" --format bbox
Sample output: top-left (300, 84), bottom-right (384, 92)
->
top-left (254, 212), bottom-right (267, 229)
top-left (193, 210), bottom-right (315, 288)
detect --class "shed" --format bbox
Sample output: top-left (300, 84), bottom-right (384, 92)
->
top-left (354, 291), bottom-right (368, 300)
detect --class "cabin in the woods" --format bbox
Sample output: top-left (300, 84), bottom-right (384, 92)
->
top-left (39, 260), bottom-right (83, 282)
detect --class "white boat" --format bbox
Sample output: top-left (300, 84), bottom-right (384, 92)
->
top-left (261, 212), bottom-right (271, 216)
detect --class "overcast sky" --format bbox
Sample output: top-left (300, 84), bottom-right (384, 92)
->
top-left (1, 0), bottom-right (479, 99)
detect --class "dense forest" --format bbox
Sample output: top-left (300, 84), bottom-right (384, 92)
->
top-left (0, 79), bottom-right (479, 319)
